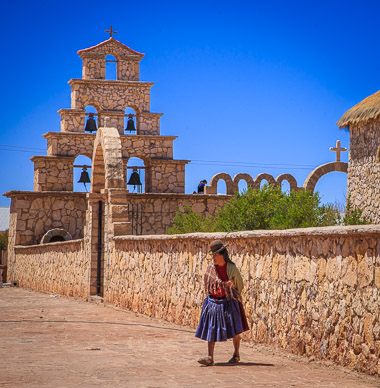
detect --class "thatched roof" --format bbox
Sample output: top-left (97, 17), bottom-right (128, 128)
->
top-left (337, 90), bottom-right (380, 129)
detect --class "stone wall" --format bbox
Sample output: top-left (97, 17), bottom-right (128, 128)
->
top-left (32, 156), bottom-right (75, 191)
top-left (10, 239), bottom-right (88, 297)
top-left (123, 193), bottom-right (229, 235)
top-left (4, 192), bottom-right (87, 246)
top-left (44, 133), bottom-right (175, 161)
top-left (347, 122), bottom-right (380, 223)
top-left (69, 79), bottom-right (153, 112)
top-left (107, 226), bottom-right (380, 375)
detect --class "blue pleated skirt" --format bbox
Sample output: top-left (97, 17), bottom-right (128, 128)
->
top-left (195, 295), bottom-right (244, 342)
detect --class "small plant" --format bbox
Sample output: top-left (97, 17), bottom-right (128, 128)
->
top-left (167, 206), bottom-right (216, 234)
top-left (343, 197), bottom-right (371, 225)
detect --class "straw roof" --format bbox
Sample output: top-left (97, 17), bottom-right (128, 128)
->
top-left (337, 90), bottom-right (380, 129)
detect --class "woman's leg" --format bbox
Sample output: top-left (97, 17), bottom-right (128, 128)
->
top-left (232, 334), bottom-right (240, 357)
top-left (208, 341), bottom-right (215, 360)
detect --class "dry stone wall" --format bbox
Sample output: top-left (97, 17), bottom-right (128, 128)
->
top-left (10, 240), bottom-right (88, 297)
top-left (347, 122), bottom-right (380, 223)
top-left (107, 226), bottom-right (380, 376)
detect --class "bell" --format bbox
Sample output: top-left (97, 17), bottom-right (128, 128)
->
top-left (125, 117), bottom-right (136, 132)
top-left (85, 114), bottom-right (97, 132)
top-left (127, 171), bottom-right (142, 186)
top-left (78, 169), bottom-right (91, 184)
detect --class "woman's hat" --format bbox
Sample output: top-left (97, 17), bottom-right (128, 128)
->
top-left (209, 240), bottom-right (228, 254)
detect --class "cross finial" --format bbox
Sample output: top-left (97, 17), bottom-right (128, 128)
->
top-left (329, 140), bottom-right (347, 162)
top-left (105, 25), bottom-right (118, 38)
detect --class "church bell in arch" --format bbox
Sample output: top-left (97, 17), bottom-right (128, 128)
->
top-left (125, 114), bottom-right (136, 133)
top-left (85, 114), bottom-right (97, 132)
top-left (127, 168), bottom-right (142, 188)
top-left (78, 167), bottom-right (91, 191)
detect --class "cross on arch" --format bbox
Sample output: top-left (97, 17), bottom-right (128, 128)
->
top-left (105, 25), bottom-right (118, 38)
top-left (329, 140), bottom-right (347, 162)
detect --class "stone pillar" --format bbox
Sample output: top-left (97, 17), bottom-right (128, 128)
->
top-left (98, 110), bottom-right (124, 135)
top-left (136, 112), bottom-right (163, 135)
top-left (32, 156), bottom-right (75, 191)
top-left (86, 193), bottom-right (106, 296)
top-left (58, 109), bottom-right (86, 133)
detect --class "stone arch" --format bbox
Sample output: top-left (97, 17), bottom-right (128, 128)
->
top-left (232, 173), bottom-right (254, 192)
top-left (276, 173), bottom-right (298, 192)
top-left (253, 173), bottom-right (277, 189)
top-left (40, 228), bottom-right (72, 244)
top-left (204, 173), bottom-right (234, 195)
top-left (91, 126), bottom-right (125, 193)
top-left (105, 54), bottom-right (117, 80)
top-left (303, 162), bottom-right (348, 193)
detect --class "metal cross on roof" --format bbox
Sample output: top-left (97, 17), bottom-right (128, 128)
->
top-left (105, 25), bottom-right (118, 38)
top-left (329, 140), bottom-right (347, 162)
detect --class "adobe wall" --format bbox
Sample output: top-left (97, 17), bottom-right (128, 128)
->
top-left (107, 226), bottom-right (380, 375)
top-left (10, 239), bottom-right (88, 298)
top-left (347, 122), bottom-right (380, 223)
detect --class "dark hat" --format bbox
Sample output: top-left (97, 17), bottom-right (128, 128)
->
top-left (209, 240), bottom-right (228, 254)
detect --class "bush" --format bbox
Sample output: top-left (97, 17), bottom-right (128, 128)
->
top-left (167, 206), bottom-right (216, 234)
top-left (168, 185), bottom-right (348, 234)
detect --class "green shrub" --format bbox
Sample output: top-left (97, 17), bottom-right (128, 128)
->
top-left (168, 186), bottom-right (371, 234)
top-left (343, 197), bottom-right (371, 225)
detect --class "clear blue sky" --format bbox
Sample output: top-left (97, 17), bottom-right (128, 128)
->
top-left (1, 0), bottom-right (379, 207)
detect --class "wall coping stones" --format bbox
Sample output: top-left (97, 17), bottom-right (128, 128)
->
top-left (30, 155), bottom-right (75, 162)
top-left (68, 79), bottom-right (154, 88)
top-left (114, 224), bottom-right (380, 241)
top-left (3, 191), bottom-right (87, 199)
top-left (42, 132), bottom-right (178, 141)
top-left (14, 238), bottom-right (84, 251)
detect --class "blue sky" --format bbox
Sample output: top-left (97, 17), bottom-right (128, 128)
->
top-left (1, 0), bottom-right (379, 207)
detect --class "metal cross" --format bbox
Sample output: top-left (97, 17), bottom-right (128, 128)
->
top-left (329, 140), bottom-right (347, 162)
top-left (105, 25), bottom-right (118, 38)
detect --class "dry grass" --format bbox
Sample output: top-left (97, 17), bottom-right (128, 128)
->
top-left (337, 90), bottom-right (380, 128)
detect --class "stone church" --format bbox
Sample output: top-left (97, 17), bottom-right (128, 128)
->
top-left (4, 34), bottom-right (379, 295)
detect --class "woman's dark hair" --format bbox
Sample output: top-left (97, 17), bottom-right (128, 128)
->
top-left (220, 248), bottom-right (234, 264)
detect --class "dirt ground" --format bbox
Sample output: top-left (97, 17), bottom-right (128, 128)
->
top-left (1, 287), bottom-right (379, 387)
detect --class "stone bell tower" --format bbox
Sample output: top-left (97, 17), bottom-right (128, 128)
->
top-left (32, 34), bottom-right (188, 194)
top-left (337, 90), bottom-right (380, 223)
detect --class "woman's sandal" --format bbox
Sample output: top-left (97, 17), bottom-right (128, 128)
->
top-left (197, 356), bottom-right (214, 366)
top-left (228, 354), bottom-right (240, 364)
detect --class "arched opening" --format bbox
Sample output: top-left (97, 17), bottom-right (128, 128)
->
top-left (127, 157), bottom-right (145, 193)
top-left (85, 105), bottom-right (98, 133)
top-left (40, 228), bottom-right (72, 244)
top-left (124, 107), bottom-right (137, 134)
top-left (281, 180), bottom-right (290, 194)
top-left (238, 179), bottom-right (248, 194)
top-left (105, 54), bottom-right (117, 80)
top-left (217, 179), bottom-right (227, 195)
top-left (314, 171), bottom-right (348, 206)
top-left (260, 180), bottom-right (269, 189)
top-left (73, 155), bottom-right (92, 192)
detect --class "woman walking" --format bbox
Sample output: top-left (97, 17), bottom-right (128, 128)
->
top-left (195, 240), bottom-right (249, 366)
